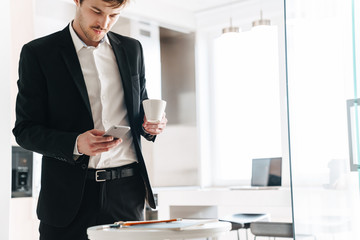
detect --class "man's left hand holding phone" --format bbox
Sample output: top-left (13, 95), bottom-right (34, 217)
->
top-left (76, 125), bottom-right (130, 156)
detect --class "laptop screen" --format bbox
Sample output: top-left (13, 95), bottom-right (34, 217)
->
top-left (251, 157), bottom-right (282, 187)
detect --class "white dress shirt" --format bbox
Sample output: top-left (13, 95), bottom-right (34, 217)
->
top-left (69, 23), bottom-right (138, 169)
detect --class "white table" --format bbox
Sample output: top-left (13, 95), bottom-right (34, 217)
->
top-left (87, 220), bottom-right (231, 240)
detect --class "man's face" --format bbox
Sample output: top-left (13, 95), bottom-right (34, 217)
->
top-left (73, 0), bottom-right (122, 46)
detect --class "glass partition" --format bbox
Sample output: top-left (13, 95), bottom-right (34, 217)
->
top-left (286, 0), bottom-right (360, 239)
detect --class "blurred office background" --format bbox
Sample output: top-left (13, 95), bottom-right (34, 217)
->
top-left (1, 0), bottom-right (360, 239)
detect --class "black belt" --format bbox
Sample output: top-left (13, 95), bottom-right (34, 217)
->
top-left (87, 163), bottom-right (138, 182)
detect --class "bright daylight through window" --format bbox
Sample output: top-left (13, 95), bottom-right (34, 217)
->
top-left (212, 25), bottom-right (282, 185)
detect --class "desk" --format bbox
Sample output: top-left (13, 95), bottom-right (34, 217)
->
top-left (87, 220), bottom-right (231, 240)
top-left (155, 187), bottom-right (292, 222)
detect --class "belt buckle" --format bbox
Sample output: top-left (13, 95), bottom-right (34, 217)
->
top-left (95, 170), bottom-right (106, 182)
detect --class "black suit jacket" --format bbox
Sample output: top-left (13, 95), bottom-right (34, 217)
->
top-left (13, 25), bottom-right (156, 227)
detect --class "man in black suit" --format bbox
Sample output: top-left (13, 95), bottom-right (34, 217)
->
top-left (12, 0), bottom-right (167, 239)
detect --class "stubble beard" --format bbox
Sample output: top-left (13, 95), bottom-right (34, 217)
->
top-left (79, 17), bottom-right (106, 45)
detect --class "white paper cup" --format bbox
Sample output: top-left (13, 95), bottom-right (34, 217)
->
top-left (142, 99), bottom-right (167, 123)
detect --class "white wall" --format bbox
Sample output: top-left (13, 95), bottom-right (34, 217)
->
top-left (122, 0), bottom-right (195, 33)
top-left (34, 0), bottom-right (74, 38)
top-left (1, 0), bottom-right (12, 239)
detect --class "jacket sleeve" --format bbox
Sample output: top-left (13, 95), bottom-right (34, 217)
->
top-left (12, 44), bottom-right (79, 164)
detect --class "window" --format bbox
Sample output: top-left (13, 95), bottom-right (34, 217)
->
top-left (211, 26), bottom-right (282, 185)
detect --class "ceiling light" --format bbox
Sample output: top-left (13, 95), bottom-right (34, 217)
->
top-left (252, 10), bottom-right (271, 27)
top-left (222, 18), bottom-right (239, 34)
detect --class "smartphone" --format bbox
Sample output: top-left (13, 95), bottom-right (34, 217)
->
top-left (103, 125), bottom-right (131, 139)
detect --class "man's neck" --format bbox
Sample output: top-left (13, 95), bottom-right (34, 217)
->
top-left (71, 20), bottom-right (100, 47)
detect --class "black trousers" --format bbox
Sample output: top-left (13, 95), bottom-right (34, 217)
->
top-left (39, 169), bottom-right (146, 240)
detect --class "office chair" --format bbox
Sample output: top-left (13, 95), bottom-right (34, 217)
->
top-left (250, 222), bottom-right (293, 239)
top-left (220, 213), bottom-right (270, 240)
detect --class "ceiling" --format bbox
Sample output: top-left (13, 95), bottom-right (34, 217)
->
top-left (61, 0), bottom-right (250, 14)
top-left (61, 0), bottom-right (252, 31)
top-left (156, 0), bottom-right (249, 13)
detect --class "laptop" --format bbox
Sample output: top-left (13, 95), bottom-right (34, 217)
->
top-left (230, 157), bottom-right (282, 190)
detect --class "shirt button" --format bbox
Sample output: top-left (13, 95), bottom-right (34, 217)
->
top-left (81, 164), bottom-right (87, 170)
top-left (102, 95), bottom-right (105, 101)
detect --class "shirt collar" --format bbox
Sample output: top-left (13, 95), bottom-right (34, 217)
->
top-left (69, 22), bottom-right (110, 52)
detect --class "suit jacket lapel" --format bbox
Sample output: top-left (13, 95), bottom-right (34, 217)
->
top-left (59, 26), bottom-right (93, 119)
top-left (108, 32), bottom-right (134, 120)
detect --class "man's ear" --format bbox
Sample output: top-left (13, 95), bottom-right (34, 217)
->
top-left (74, 0), bottom-right (80, 7)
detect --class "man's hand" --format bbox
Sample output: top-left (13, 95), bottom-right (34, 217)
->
top-left (77, 129), bottom-right (122, 156)
top-left (143, 113), bottom-right (168, 135)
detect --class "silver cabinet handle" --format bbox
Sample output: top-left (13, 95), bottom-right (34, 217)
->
top-left (347, 98), bottom-right (360, 171)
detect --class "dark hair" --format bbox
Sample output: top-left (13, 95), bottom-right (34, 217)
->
top-left (79, 0), bottom-right (130, 8)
